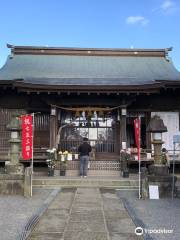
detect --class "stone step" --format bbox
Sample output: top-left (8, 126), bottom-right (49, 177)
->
top-left (32, 177), bottom-right (139, 189)
top-left (33, 170), bottom-right (122, 177)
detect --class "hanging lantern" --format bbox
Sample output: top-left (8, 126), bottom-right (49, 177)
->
top-left (75, 111), bottom-right (80, 118)
top-left (87, 110), bottom-right (92, 117)
top-left (81, 111), bottom-right (86, 120)
top-left (98, 110), bottom-right (104, 118)
top-left (117, 109), bottom-right (120, 121)
top-left (94, 111), bottom-right (98, 120)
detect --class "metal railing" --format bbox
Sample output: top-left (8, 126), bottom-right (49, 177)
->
top-left (59, 140), bottom-right (115, 153)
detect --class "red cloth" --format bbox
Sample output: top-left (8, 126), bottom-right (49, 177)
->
top-left (22, 115), bottom-right (33, 160)
top-left (134, 117), bottom-right (141, 160)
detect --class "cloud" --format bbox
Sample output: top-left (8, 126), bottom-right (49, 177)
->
top-left (152, 0), bottom-right (178, 14)
top-left (126, 16), bottom-right (149, 26)
top-left (161, 0), bottom-right (175, 10)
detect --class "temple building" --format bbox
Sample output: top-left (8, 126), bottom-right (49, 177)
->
top-left (0, 44), bottom-right (180, 173)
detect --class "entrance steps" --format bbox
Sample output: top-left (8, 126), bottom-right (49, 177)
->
top-left (32, 175), bottom-right (139, 190)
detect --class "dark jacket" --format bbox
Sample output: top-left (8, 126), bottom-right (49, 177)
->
top-left (78, 142), bottom-right (92, 156)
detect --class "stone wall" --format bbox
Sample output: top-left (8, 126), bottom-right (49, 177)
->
top-left (0, 167), bottom-right (32, 197)
top-left (0, 174), bottom-right (24, 195)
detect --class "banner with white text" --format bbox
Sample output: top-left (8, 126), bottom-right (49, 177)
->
top-left (22, 115), bottom-right (33, 160)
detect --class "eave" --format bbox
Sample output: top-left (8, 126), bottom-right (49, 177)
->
top-left (12, 80), bottom-right (163, 94)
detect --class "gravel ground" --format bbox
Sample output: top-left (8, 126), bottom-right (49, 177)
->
top-left (117, 190), bottom-right (180, 240)
top-left (0, 188), bottom-right (52, 240)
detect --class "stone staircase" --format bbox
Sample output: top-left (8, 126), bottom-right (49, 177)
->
top-left (32, 175), bottom-right (139, 190)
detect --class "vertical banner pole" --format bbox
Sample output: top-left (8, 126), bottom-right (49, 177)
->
top-left (138, 116), bottom-right (141, 199)
top-left (31, 113), bottom-right (34, 174)
top-left (172, 142), bottom-right (175, 200)
top-left (30, 113), bottom-right (34, 197)
top-left (134, 116), bottom-right (141, 199)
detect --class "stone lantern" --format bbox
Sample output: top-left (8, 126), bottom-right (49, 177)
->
top-left (142, 115), bottom-right (177, 198)
top-left (146, 115), bottom-right (168, 175)
top-left (0, 113), bottom-right (32, 196)
top-left (6, 112), bottom-right (24, 174)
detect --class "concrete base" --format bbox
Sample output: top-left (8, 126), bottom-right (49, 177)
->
top-left (0, 174), bottom-right (24, 195)
top-left (142, 174), bottom-right (177, 198)
top-left (5, 164), bottom-right (24, 175)
top-left (0, 167), bottom-right (32, 197)
top-left (148, 165), bottom-right (169, 175)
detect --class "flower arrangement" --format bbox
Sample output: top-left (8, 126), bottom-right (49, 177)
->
top-left (46, 148), bottom-right (57, 169)
top-left (58, 150), bottom-right (69, 170)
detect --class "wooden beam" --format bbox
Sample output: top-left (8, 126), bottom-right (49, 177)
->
top-left (49, 106), bottom-right (58, 149)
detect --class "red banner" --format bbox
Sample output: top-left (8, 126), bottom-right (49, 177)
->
top-left (134, 117), bottom-right (141, 160)
top-left (22, 115), bottom-right (33, 160)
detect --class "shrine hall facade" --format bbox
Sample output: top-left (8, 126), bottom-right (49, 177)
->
top-left (0, 44), bottom-right (180, 171)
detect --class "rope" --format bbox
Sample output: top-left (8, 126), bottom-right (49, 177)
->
top-left (51, 104), bottom-right (121, 112)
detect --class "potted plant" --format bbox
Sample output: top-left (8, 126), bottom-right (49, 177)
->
top-left (58, 151), bottom-right (68, 176)
top-left (46, 148), bottom-right (56, 176)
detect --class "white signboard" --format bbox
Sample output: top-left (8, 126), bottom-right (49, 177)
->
top-left (151, 112), bottom-right (179, 151)
top-left (149, 185), bottom-right (159, 199)
top-left (74, 154), bottom-right (79, 159)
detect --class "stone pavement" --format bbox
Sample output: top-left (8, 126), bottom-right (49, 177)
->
top-left (117, 190), bottom-right (180, 240)
top-left (0, 188), bottom-right (52, 240)
top-left (29, 188), bottom-right (143, 240)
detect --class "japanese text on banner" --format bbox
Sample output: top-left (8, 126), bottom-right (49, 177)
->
top-left (22, 115), bottom-right (33, 160)
top-left (134, 117), bottom-right (141, 161)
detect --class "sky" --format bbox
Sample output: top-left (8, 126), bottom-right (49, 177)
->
top-left (0, 0), bottom-right (180, 70)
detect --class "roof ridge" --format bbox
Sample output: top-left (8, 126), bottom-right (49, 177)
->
top-left (7, 44), bottom-right (172, 57)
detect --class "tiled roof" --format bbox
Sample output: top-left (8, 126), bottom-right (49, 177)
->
top-left (0, 46), bottom-right (180, 86)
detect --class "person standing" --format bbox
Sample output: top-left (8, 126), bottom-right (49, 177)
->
top-left (78, 137), bottom-right (92, 177)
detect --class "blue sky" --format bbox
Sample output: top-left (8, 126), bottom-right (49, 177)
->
top-left (0, 0), bottom-right (180, 70)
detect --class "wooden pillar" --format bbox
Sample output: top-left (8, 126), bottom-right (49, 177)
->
top-left (50, 106), bottom-right (57, 149)
top-left (120, 108), bottom-right (127, 150)
top-left (115, 108), bottom-right (120, 154)
top-left (115, 121), bottom-right (120, 153)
